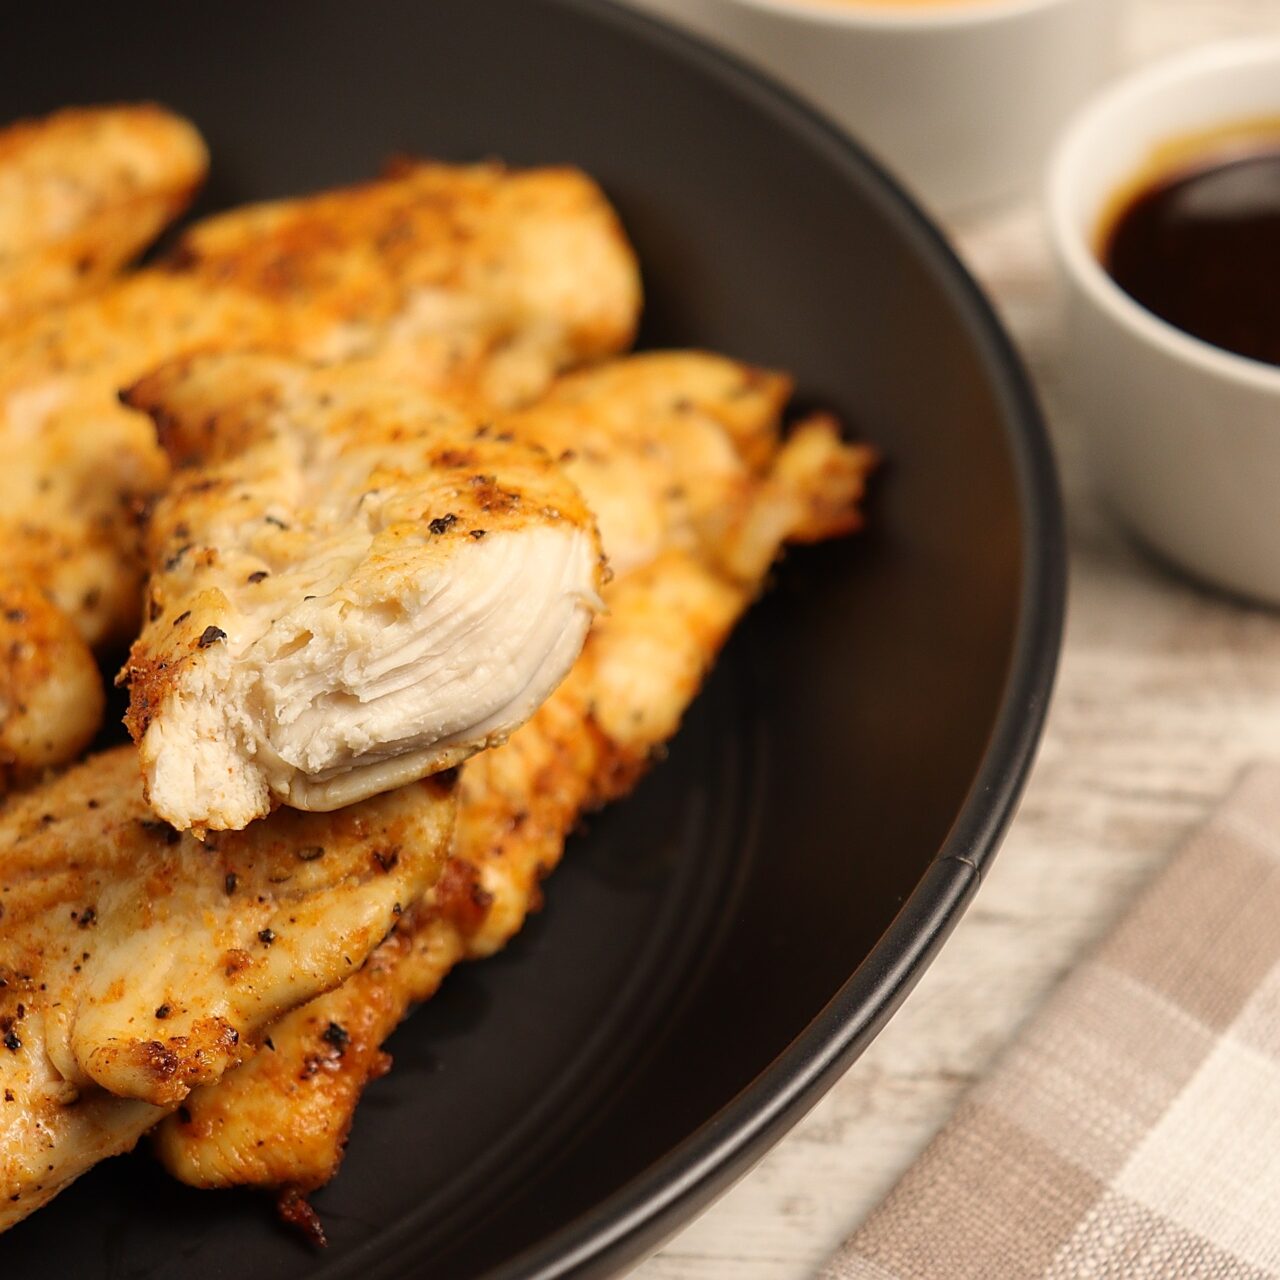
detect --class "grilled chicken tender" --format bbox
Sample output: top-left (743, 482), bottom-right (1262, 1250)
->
top-left (0, 746), bottom-right (456, 1231)
top-left (0, 576), bottom-right (104, 789)
top-left (168, 160), bottom-right (641, 410)
top-left (0, 104), bottom-right (206, 326)
top-left (152, 353), bottom-right (876, 1201)
top-left (0, 104), bottom-right (206, 790)
top-left (120, 353), bottom-right (604, 834)
top-left (0, 275), bottom-right (284, 650)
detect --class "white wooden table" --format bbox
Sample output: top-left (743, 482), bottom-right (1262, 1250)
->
top-left (638, 1), bottom-right (1280, 1274)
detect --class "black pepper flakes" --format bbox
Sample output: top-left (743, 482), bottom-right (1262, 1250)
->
top-left (428, 513), bottom-right (457, 535)
top-left (246, 570), bottom-right (269, 584)
top-left (224, 872), bottom-right (238, 896)
top-left (3, 1031), bottom-right (20, 1052)
top-left (78, 906), bottom-right (97, 929)
top-left (469, 529), bottom-right (487, 540)
top-left (172, 611), bottom-right (191, 627)
top-left (197, 625), bottom-right (227, 648)
top-left (258, 928), bottom-right (276, 946)
top-left (155, 1004), bottom-right (171, 1020)
top-left (264, 515), bottom-right (289, 530)
top-left (320, 1021), bottom-right (350, 1056)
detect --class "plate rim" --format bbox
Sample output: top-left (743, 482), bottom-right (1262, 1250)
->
top-left (471, 1), bottom-right (1066, 1276)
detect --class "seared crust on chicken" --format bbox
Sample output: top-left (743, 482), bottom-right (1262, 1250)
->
top-left (120, 353), bottom-right (604, 833)
top-left (0, 576), bottom-right (104, 790)
top-left (167, 161), bottom-right (641, 410)
top-left (0, 105), bottom-right (207, 326)
top-left (0, 276), bottom-right (283, 649)
top-left (152, 355), bottom-right (876, 1200)
top-left (0, 746), bottom-right (456, 1230)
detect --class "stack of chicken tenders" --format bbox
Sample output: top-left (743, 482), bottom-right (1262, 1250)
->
top-left (0, 104), bottom-right (875, 1239)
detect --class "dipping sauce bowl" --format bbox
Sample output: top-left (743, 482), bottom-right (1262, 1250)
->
top-left (1048, 40), bottom-right (1280, 605)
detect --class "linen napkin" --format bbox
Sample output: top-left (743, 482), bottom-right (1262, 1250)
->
top-left (825, 764), bottom-right (1280, 1280)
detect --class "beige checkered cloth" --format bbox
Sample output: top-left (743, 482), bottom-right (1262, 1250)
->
top-left (825, 765), bottom-right (1280, 1280)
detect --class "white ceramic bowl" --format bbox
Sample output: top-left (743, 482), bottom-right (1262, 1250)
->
top-left (624, 0), bottom-right (1122, 215)
top-left (1048, 39), bottom-right (1280, 605)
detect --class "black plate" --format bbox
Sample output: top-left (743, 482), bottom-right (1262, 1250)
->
top-left (0, 2), bottom-right (1063, 1275)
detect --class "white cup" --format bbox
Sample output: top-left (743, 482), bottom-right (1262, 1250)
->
top-left (624, 0), bottom-right (1122, 215)
top-left (1047, 40), bottom-right (1280, 605)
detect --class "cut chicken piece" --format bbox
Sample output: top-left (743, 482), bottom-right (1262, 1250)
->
top-left (0, 575), bottom-right (104, 790)
top-left (150, 556), bottom-right (743, 1199)
top-left (0, 745), bottom-right (456, 1231)
top-left (152, 359), bottom-right (876, 1202)
top-left (0, 104), bottom-right (206, 326)
top-left (120, 352), bottom-right (604, 834)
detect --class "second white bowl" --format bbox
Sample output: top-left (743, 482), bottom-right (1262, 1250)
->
top-left (626, 0), bottom-right (1122, 215)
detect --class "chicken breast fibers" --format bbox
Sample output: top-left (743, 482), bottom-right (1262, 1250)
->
top-left (120, 353), bottom-right (604, 833)
top-left (0, 746), bottom-right (456, 1231)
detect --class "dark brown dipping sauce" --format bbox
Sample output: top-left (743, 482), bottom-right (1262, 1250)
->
top-left (1103, 147), bottom-right (1280, 367)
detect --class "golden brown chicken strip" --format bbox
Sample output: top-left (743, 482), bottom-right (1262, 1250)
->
top-left (169, 161), bottom-right (641, 411)
top-left (119, 352), bottom-right (604, 834)
top-left (152, 354), bottom-right (875, 1206)
top-left (0, 159), bottom-right (640, 781)
top-left (0, 746), bottom-right (456, 1232)
top-left (0, 104), bottom-right (206, 326)
top-left (0, 575), bottom-right (103, 789)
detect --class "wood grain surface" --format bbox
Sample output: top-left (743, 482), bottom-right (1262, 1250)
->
top-left (638, 1), bottom-right (1280, 1274)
